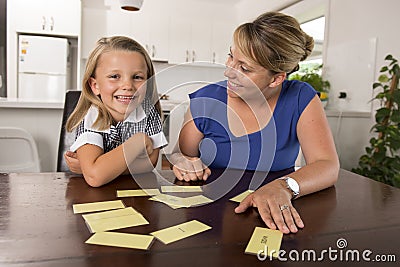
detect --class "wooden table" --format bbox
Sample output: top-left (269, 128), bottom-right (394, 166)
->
top-left (0, 169), bottom-right (399, 266)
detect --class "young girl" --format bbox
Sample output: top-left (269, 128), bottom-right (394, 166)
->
top-left (65, 36), bottom-right (167, 187)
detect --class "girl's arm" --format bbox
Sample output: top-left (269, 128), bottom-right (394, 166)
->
top-left (77, 132), bottom-right (153, 187)
top-left (65, 146), bottom-right (159, 176)
top-left (123, 147), bottom-right (160, 174)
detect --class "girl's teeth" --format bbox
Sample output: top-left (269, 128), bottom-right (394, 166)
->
top-left (116, 96), bottom-right (133, 100)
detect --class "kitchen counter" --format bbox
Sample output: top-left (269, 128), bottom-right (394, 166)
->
top-left (0, 97), bottom-right (64, 109)
top-left (0, 97), bottom-right (371, 118)
top-left (160, 99), bottom-right (185, 112)
top-left (324, 108), bottom-right (371, 118)
top-left (0, 98), bottom-right (185, 111)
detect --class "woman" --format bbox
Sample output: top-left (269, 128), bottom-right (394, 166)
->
top-left (171, 12), bottom-right (339, 234)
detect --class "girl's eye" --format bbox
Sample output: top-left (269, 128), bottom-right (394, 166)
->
top-left (109, 74), bottom-right (119, 79)
top-left (227, 52), bottom-right (233, 58)
top-left (133, 75), bottom-right (144, 80)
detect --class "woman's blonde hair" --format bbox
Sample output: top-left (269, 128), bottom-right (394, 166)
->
top-left (66, 36), bottom-right (160, 132)
top-left (233, 11), bottom-right (314, 74)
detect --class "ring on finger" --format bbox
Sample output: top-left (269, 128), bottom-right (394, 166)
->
top-left (181, 172), bottom-right (188, 176)
top-left (280, 204), bottom-right (290, 211)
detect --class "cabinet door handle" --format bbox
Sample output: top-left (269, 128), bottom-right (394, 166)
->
top-left (50, 16), bottom-right (54, 31)
top-left (152, 45), bottom-right (155, 58)
top-left (42, 16), bottom-right (46, 30)
top-left (192, 50), bottom-right (196, 62)
top-left (213, 52), bottom-right (216, 63)
top-left (186, 50), bottom-right (189, 62)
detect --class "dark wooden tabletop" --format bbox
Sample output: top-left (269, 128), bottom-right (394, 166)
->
top-left (0, 169), bottom-right (399, 267)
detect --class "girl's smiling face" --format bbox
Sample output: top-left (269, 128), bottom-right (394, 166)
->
top-left (89, 50), bottom-right (148, 122)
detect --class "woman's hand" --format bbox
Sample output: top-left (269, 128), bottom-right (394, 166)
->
top-left (64, 150), bottom-right (82, 174)
top-left (234, 179), bottom-right (304, 234)
top-left (170, 153), bottom-right (211, 181)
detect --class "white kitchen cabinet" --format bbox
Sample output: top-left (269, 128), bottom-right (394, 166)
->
top-left (106, 8), bottom-right (132, 37)
top-left (103, 0), bottom-right (169, 61)
top-left (130, 14), bottom-right (169, 62)
top-left (211, 21), bottom-right (235, 65)
top-left (169, 17), bottom-right (212, 64)
top-left (168, 18), bottom-right (191, 64)
top-left (81, 7), bottom-right (106, 58)
top-left (9, 0), bottom-right (81, 36)
top-left (191, 22), bottom-right (212, 63)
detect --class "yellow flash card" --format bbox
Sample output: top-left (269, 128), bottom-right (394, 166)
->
top-left (117, 189), bottom-right (160, 197)
top-left (161, 185), bottom-right (203, 193)
top-left (229, 190), bottom-right (254, 203)
top-left (85, 212), bottom-right (149, 233)
top-left (245, 227), bottom-right (283, 258)
top-left (150, 220), bottom-right (211, 244)
top-left (184, 195), bottom-right (213, 206)
top-left (149, 193), bottom-right (190, 208)
top-left (73, 200), bottom-right (125, 214)
top-left (86, 232), bottom-right (154, 250)
top-left (82, 207), bottom-right (139, 222)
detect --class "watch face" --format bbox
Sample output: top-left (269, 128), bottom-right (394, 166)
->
top-left (287, 177), bottom-right (300, 194)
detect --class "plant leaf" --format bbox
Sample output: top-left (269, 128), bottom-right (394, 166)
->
top-left (378, 74), bottom-right (389, 83)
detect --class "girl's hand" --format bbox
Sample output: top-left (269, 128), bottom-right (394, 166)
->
top-left (234, 179), bottom-right (304, 234)
top-left (64, 150), bottom-right (82, 174)
top-left (143, 133), bottom-right (154, 156)
top-left (171, 153), bottom-right (211, 181)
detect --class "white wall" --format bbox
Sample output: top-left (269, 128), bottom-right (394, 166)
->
top-left (323, 0), bottom-right (399, 169)
top-left (325, 0), bottom-right (400, 113)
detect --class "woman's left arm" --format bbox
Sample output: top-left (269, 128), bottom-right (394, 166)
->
top-left (235, 95), bottom-right (340, 234)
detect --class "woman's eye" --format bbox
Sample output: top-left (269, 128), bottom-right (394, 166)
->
top-left (240, 66), bottom-right (250, 72)
top-left (109, 74), bottom-right (119, 79)
top-left (227, 52), bottom-right (233, 58)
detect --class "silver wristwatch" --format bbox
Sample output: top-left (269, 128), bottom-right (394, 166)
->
top-left (280, 177), bottom-right (300, 199)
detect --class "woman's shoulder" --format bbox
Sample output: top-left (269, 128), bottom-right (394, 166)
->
top-left (283, 79), bottom-right (316, 95)
top-left (189, 80), bottom-right (227, 100)
top-left (281, 80), bottom-right (318, 115)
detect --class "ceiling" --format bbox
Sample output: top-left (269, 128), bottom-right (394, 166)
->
top-left (84, 0), bottom-right (301, 11)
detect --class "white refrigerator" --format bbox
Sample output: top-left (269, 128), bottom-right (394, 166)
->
top-left (18, 35), bottom-right (70, 102)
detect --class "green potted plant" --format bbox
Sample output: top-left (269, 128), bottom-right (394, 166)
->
top-left (352, 54), bottom-right (400, 188)
top-left (288, 64), bottom-right (330, 107)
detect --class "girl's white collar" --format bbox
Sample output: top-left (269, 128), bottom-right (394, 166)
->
top-left (83, 104), bottom-right (146, 133)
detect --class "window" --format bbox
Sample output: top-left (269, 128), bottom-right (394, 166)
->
top-left (299, 16), bottom-right (325, 68)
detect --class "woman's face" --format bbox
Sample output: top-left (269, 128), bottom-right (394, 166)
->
top-left (89, 50), bottom-right (148, 122)
top-left (224, 45), bottom-right (276, 100)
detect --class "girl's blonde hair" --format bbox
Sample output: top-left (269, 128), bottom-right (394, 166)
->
top-left (66, 36), bottom-right (160, 132)
top-left (233, 11), bottom-right (314, 74)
